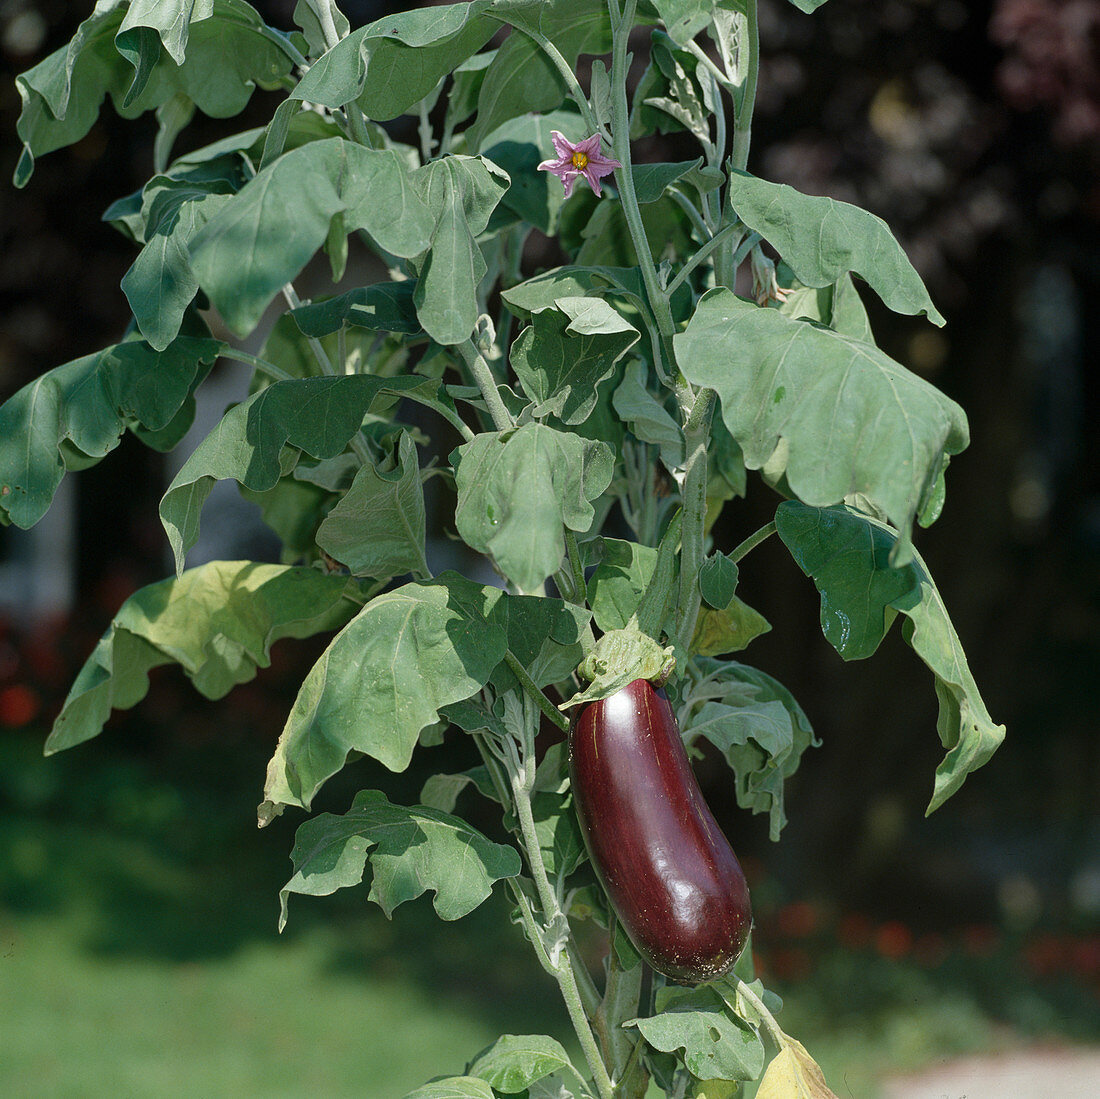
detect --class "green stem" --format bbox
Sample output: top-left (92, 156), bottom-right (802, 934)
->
top-left (610, 0), bottom-right (675, 341)
top-left (504, 650), bottom-right (569, 733)
top-left (508, 25), bottom-right (606, 139)
top-left (218, 348), bottom-right (294, 383)
top-left (673, 389), bottom-right (716, 653)
top-left (513, 778), bottom-right (615, 1099)
top-left (730, 976), bottom-right (786, 1050)
top-left (564, 530), bottom-right (587, 607)
top-left (731, 0), bottom-right (759, 172)
top-left (729, 519), bottom-right (776, 564)
top-left (666, 222), bottom-right (743, 297)
top-left (457, 340), bottom-right (515, 432)
top-left (668, 187), bottom-right (712, 239)
top-left (280, 285), bottom-right (334, 376)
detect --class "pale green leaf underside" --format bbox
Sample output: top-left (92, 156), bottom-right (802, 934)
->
top-left (454, 423), bottom-right (614, 593)
top-left (727, 170), bottom-right (944, 325)
top-left (466, 1033), bottom-right (579, 1094)
top-left (279, 788), bottom-right (520, 929)
top-left (403, 1079), bottom-right (496, 1099)
top-left (45, 561), bottom-right (358, 754)
top-left (675, 291), bottom-right (968, 560)
top-left (0, 335), bottom-right (221, 529)
top-left (775, 501), bottom-right (1005, 812)
top-left (262, 574), bottom-right (507, 815)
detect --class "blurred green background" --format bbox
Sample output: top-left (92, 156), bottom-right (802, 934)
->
top-left (1, 0), bottom-right (1098, 1095)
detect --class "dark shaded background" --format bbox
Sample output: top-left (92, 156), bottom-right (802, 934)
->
top-left (1, 0), bottom-right (1098, 1005)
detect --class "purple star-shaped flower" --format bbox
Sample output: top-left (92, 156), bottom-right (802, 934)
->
top-left (537, 131), bottom-right (621, 198)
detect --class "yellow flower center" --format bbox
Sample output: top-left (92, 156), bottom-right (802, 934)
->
top-left (571, 150), bottom-right (589, 170)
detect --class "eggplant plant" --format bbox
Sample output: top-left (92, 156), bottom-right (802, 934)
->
top-left (4, 1), bottom-right (1006, 1095)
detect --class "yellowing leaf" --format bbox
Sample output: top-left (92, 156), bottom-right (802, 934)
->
top-left (756, 1039), bottom-right (838, 1099)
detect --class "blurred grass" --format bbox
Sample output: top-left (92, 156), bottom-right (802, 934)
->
top-left (1, 729), bottom-right (1097, 1098)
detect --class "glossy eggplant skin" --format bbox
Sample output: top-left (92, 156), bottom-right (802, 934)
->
top-left (569, 678), bottom-right (751, 983)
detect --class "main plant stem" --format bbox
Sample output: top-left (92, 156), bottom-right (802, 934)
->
top-left (512, 774), bottom-right (615, 1099)
top-left (673, 389), bottom-right (715, 653)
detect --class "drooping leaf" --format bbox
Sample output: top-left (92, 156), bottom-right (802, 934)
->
top-left (699, 552), bottom-right (739, 610)
top-left (411, 155), bottom-right (510, 345)
top-left (14, 0), bottom-right (294, 185)
top-left (261, 574), bottom-right (508, 817)
top-left (454, 424), bottom-right (614, 593)
top-left (45, 561), bottom-right (358, 754)
top-left (420, 767), bottom-right (498, 813)
top-left (159, 373), bottom-right (439, 572)
top-left (511, 300), bottom-right (638, 425)
top-left (470, 0), bottom-right (613, 150)
top-left (775, 501), bottom-right (1005, 812)
top-left (0, 334), bottom-right (221, 529)
top-left (691, 597), bottom-right (771, 656)
top-left (531, 792), bottom-right (587, 880)
top-left (625, 985), bottom-right (765, 1082)
top-left (755, 1037), bottom-right (839, 1099)
top-left (122, 177), bottom-right (234, 350)
top-left (316, 432), bottom-right (430, 580)
top-left (726, 170), bottom-right (944, 325)
top-left (188, 138), bottom-right (434, 336)
top-left (278, 789), bottom-right (521, 929)
top-left (676, 291), bottom-right (969, 561)
top-left (612, 360), bottom-right (685, 472)
top-left (466, 1034), bottom-right (580, 1094)
top-left (289, 2), bottom-right (496, 121)
top-left (683, 658), bottom-right (817, 840)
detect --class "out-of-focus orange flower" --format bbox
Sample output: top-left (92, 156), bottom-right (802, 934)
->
top-left (0, 683), bottom-right (40, 726)
top-left (836, 912), bottom-right (874, 950)
top-left (776, 900), bottom-right (820, 938)
top-left (875, 920), bottom-right (914, 960)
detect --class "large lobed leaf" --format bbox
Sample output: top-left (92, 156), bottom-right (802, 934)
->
top-left (726, 170), bottom-right (944, 325)
top-left (260, 573), bottom-right (508, 819)
top-left (159, 373), bottom-right (440, 573)
top-left (188, 138), bottom-right (435, 336)
top-left (454, 423), bottom-right (613, 593)
top-left (775, 501), bottom-right (1005, 812)
top-left (45, 561), bottom-right (359, 754)
top-left (465, 1034), bottom-right (581, 1094)
top-left (278, 788), bottom-right (521, 930)
top-left (0, 334), bottom-right (221, 529)
top-left (14, 0), bottom-right (294, 185)
top-left (676, 291), bottom-right (968, 561)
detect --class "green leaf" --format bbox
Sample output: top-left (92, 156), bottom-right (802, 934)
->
top-left (631, 158), bottom-right (712, 202)
top-left (189, 138), bottom-right (434, 336)
top-left (279, 788), bottom-right (521, 929)
top-left (290, 282), bottom-right (421, 338)
top-left (699, 552), bottom-right (739, 609)
top-left (489, 594), bottom-right (590, 690)
top-left (774, 501), bottom-right (1005, 812)
top-left (261, 574), bottom-right (508, 816)
top-left (577, 194), bottom-right (693, 268)
top-left (683, 659), bottom-right (817, 840)
top-left (0, 334), bottom-right (222, 529)
top-left (467, 1033), bottom-right (579, 1094)
top-left (726, 170), bottom-right (944, 325)
top-left (420, 767), bottom-right (498, 812)
top-left (785, 0), bottom-right (831, 12)
top-left (292, 0), bottom-right (349, 57)
top-left (122, 178), bottom-right (234, 349)
top-left (691, 597), bottom-right (770, 656)
top-left (403, 1078), bottom-right (496, 1099)
top-left (531, 792), bottom-right (586, 880)
top-left (470, 0), bottom-right (613, 151)
top-left (160, 373), bottom-right (438, 573)
top-left (651, 1), bottom-right (730, 47)
top-left (454, 423), bottom-right (613, 593)
top-left (45, 561), bottom-right (358, 754)
top-left (611, 360), bottom-right (685, 472)
top-left (14, 0), bottom-right (294, 185)
top-left (626, 985), bottom-right (765, 1082)
top-left (675, 291), bottom-right (969, 561)
top-left (587, 539), bottom-right (657, 633)
top-left (511, 300), bottom-right (638, 425)
top-left (290, 3), bottom-right (496, 121)
top-left (411, 155), bottom-right (510, 345)
top-left (315, 432), bottom-right (429, 580)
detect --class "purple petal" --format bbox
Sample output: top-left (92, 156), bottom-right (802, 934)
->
top-left (574, 133), bottom-right (602, 156)
top-left (549, 130), bottom-right (575, 159)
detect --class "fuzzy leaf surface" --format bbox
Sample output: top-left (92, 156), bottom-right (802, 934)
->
top-left (45, 561), bottom-right (358, 754)
top-left (775, 501), bottom-right (1005, 812)
top-left (279, 789), bottom-right (520, 929)
top-left (261, 574), bottom-right (507, 816)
